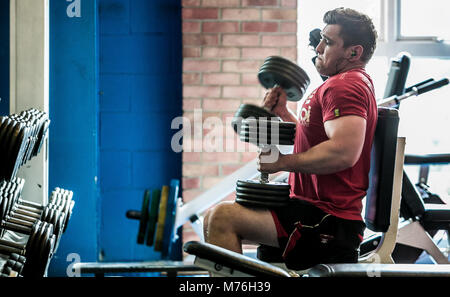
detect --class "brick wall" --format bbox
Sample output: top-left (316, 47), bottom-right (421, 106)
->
top-left (181, 0), bottom-right (298, 243)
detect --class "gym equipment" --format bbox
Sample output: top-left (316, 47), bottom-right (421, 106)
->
top-left (0, 179), bottom-right (74, 253)
top-left (258, 56), bottom-right (310, 102)
top-left (0, 220), bottom-right (55, 277)
top-left (1, 253), bottom-right (26, 277)
top-left (126, 179), bottom-right (181, 259)
top-left (0, 109), bottom-right (50, 181)
top-left (235, 118), bottom-right (295, 208)
top-left (184, 107), bottom-right (408, 276)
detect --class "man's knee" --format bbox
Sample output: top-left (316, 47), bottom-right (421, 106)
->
top-left (205, 202), bottom-right (236, 232)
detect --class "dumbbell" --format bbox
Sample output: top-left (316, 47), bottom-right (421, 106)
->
top-left (3, 193), bottom-right (72, 253)
top-left (235, 118), bottom-right (296, 208)
top-left (8, 186), bottom-right (74, 233)
top-left (0, 183), bottom-right (73, 253)
top-left (0, 220), bottom-right (55, 277)
top-left (1, 253), bottom-right (26, 277)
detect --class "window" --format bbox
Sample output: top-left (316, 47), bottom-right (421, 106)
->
top-left (399, 0), bottom-right (450, 41)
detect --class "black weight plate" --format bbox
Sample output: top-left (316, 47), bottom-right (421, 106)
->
top-left (137, 190), bottom-right (151, 244)
top-left (261, 57), bottom-right (310, 91)
top-left (235, 197), bottom-right (288, 208)
top-left (259, 63), bottom-right (306, 88)
top-left (237, 180), bottom-right (290, 191)
top-left (258, 70), bottom-right (304, 102)
top-left (231, 104), bottom-right (279, 133)
top-left (236, 192), bottom-right (289, 202)
top-left (239, 132), bottom-right (295, 143)
top-left (241, 118), bottom-right (296, 130)
top-left (240, 128), bottom-right (296, 139)
top-left (236, 186), bottom-right (290, 196)
top-left (240, 136), bottom-right (294, 146)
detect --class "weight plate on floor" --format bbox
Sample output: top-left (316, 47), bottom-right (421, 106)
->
top-left (162, 179), bottom-right (180, 259)
top-left (146, 189), bottom-right (161, 246)
top-left (137, 190), bottom-right (151, 244)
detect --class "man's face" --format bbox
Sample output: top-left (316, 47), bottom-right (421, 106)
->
top-left (314, 24), bottom-right (349, 77)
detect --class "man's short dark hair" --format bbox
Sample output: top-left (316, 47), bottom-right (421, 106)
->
top-left (323, 7), bottom-right (378, 63)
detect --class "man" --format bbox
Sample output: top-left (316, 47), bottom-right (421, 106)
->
top-left (203, 7), bottom-right (378, 269)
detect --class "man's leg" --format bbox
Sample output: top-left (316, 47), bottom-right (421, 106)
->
top-left (203, 201), bottom-right (279, 254)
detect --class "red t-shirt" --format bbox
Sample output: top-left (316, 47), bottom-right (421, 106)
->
top-left (289, 68), bottom-right (378, 221)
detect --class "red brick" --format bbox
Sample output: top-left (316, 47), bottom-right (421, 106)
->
top-left (182, 0), bottom-right (201, 7)
top-left (242, 22), bottom-right (278, 33)
top-left (183, 21), bottom-right (201, 33)
top-left (183, 47), bottom-right (201, 58)
top-left (202, 47), bottom-right (240, 58)
top-left (183, 177), bottom-right (201, 190)
top-left (182, 8), bottom-right (219, 19)
top-left (182, 189), bottom-right (204, 203)
top-left (221, 9), bottom-right (260, 20)
top-left (222, 60), bottom-right (262, 72)
top-left (183, 85), bottom-right (221, 98)
top-left (280, 21), bottom-right (297, 33)
top-left (203, 73), bottom-right (240, 85)
top-left (203, 22), bottom-right (239, 33)
top-left (183, 98), bottom-right (202, 110)
top-left (223, 86), bottom-right (260, 98)
top-left (202, 177), bottom-right (223, 189)
top-left (281, 0), bottom-right (297, 8)
top-left (262, 9), bottom-right (297, 20)
top-left (203, 152), bottom-right (241, 163)
top-left (203, 98), bottom-right (242, 111)
top-left (183, 73), bottom-right (201, 84)
top-left (183, 60), bottom-right (220, 72)
top-left (242, 151), bottom-right (258, 162)
top-left (261, 34), bottom-right (296, 46)
top-left (241, 47), bottom-right (279, 59)
top-left (243, 0), bottom-right (278, 6)
top-left (183, 152), bottom-right (202, 162)
top-left (281, 47), bottom-right (297, 61)
top-left (242, 73), bottom-right (261, 85)
top-left (222, 34), bottom-right (260, 46)
top-left (202, 0), bottom-right (240, 7)
top-left (221, 164), bottom-right (243, 175)
top-left (183, 164), bottom-right (219, 176)
top-left (183, 34), bottom-right (219, 46)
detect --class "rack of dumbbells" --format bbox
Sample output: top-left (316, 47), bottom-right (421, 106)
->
top-left (0, 108), bottom-right (75, 277)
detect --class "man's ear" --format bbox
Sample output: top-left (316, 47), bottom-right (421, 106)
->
top-left (348, 45), bottom-right (363, 61)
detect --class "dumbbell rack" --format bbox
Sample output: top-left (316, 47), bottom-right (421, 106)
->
top-left (0, 109), bottom-right (75, 277)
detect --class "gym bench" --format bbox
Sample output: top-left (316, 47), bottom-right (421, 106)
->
top-left (72, 260), bottom-right (206, 277)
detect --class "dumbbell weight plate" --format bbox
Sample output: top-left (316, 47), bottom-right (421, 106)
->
top-left (231, 104), bottom-right (279, 134)
top-left (236, 192), bottom-right (289, 203)
top-left (259, 64), bottom-right (306, 91)
top-left (260, 60), bottom-right (310, 89)
top-left (240, 136), bottom-right (295, 146)
top-left (236, 186), bottom-right (290, 197)
top-left (235, 197), bottom-right (288, 208)
top-left (237, 180), bottom-right (290, 191)
top-left (241, 118), bottom-right (296, 130)
top-left (261, 56), bottom-right (311, 87)
top-left (258, 70), bottom-right (303, 102)
top-left (240, 129), bottom-right (295, 139)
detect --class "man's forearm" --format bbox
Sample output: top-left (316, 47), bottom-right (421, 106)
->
top-left (278, 139), bottom-right (356, 175)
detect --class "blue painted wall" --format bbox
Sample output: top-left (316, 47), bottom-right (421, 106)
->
top-left (48, 0), bottom-right (100, 276)
top-left (98, 0), bottom-right (182, 262)
top-left (0, 0), bottom-right (9, 116)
